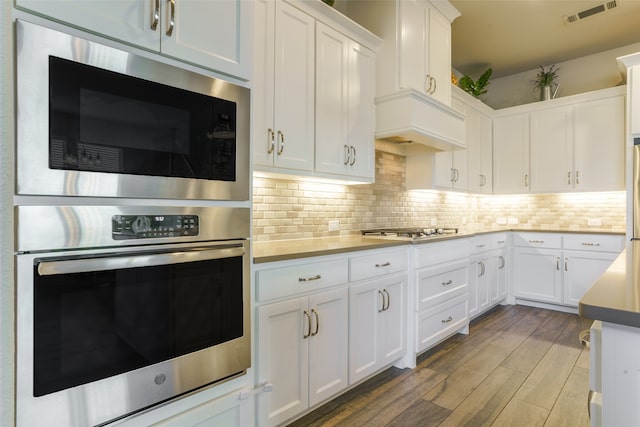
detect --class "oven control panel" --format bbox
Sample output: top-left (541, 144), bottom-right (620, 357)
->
top-left (112, 215), bottom-right (199, 240)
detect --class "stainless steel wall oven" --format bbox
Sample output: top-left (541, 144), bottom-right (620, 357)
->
top-left (16, 20), bottom-right (249, 201)
top-left (14, 18), bottom-right (252, 427)
top-left (16, 205), bottom-right (251, 427)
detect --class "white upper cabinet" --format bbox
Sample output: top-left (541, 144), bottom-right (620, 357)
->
top-left (16, 0), bottom-right (251, 79)
top-left (573, 95), bottom-right (625, 191)
top-left (254, 0), bottom-right (380, 182)
top-left (398, 0), bottom-right (452, 104)
top-left (253, 0), bottom-right (315, 172)
top-left (493, 113), bottom-right (530, 194)
top-left (494, 86), bottom-right (625, 194)
top-left (530, 105), bottom-right (574, 193)
top-left (315, 23), bottom-right (376, 181)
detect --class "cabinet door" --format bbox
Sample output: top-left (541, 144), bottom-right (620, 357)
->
top-left (426, 6), bottom-right (452, 105)
top-left (530, 106), bottom-right (573, 192)
top-left (379, 275), bottom-right (407, 366)
top-left (478, 111), bottom-right (493, 193)
top-left (493, 114), bottom-right (530, 194)
top-left (346, 40), bottom-right (376, 181)
top-left (257, 298), bottom-right (308, 427)
top-left (452, 149), bottom-right (468, 190)
top-left (573, 95), bottom-right (625, 191)
top-left (494, 250), bottom-right (508, 303)
top-left (433, 152), bottom-right (454, 188)
top-left (398, 0), bottom-right (429, 94)
top-left (272, 1), bottom-right (315, 171)
top-left (161, 0), bottom-right (251, 79)
top-left (349, 280), bottom-right (382, 384)
top-left (563, 251), bottom-right (618, 307)
top-left (513, 248), bottom-right (562, 303)
top-left (308, 288), bottom-right (349, 407)
top-left (315, 23), bottom-right (350, 176)
top-left (469, 256), bottom-right (489, 317)
top-left (16, 0), bottom-right (159, 51)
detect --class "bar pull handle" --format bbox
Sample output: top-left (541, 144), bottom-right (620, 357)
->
top-left (151, 0), bottom-right (160, 30)
top-left (499, 255), bottom-right (505, 269)
top-left (576, 170), bottom-right (580, 184)
top-left (568, 171), bottom-right (571, 185)
top-left (524, 174), bottom-right (529, 187)
top-left (344, 145), bottom-right (350, 165)
top-left (375, 262), bottom-right (391, 268)
top-left (442, 279), bottom-right (453, 286)
top-left (556, 257), bottom-right (560, 270)
top-left (310, 308), bottom-right (319, 336)
top-left (166, 0), bottom-right (175, 36)
top-left (303, 310), bottom-right (311, 339)
top-left (565, 257), bottom-right (568, 272)
top-left (350, 145), bottom-right (356, 166)
top-left (267, 129), bottom-right (275, 154)
top-left (277, 131), bottom-right (284, 155)
top-left (378, 290), bottom-right (385, 312)
top-left (383, 289), bottom-right (390, 311)
top-left (441, 316), bottom-right (453, 324)
top-left (298, 274), bottom-right (321, 282)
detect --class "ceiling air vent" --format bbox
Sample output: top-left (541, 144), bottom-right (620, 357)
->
top-left (564, 0), bottom-right (620, 24)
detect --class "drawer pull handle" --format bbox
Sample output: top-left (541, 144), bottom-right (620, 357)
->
top-left (476, 244), bottom-right (485, 248)
top-left (299, 274), bottom-right (321, 282)
top-left (442, 279), bottom-right (453, 286)
top-left (375, 262), bottom-right (391, 268)
top-left (581, 242), bottom-right (600, 247)
top-left (310, 308), bottom-right (319, 336)
top-left (498, 240), bottom-right (505, 244)
top-left (303, 310), bottom-right (311, 339)
top-left (529, 240), bottom-right (544, 244)
top-left (499, 256), bottom-right (505, 269)
top-left (441, 316), bottom-right (453, 324)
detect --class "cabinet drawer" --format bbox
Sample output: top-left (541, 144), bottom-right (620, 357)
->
top-left (414, 239), bottom-right (470, 268)
top-left (417, 261), bottom-right (468, 310)
top-left (563, 234), bottom-right (623, 253)
top-left (470, 236), bottom-right (491, 254)
top-left (491, 233), bottom-right (508, 249)
top-left (256, 258), bottom-right (348, 302)
top-left (350, 249), bottom-right (407, 282)
top-left (512, 232), bottom-right (562, 249)
top-left (417, 294), bottom-right (468, 353)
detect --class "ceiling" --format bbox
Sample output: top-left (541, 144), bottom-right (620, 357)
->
top-left (449, 0), bottom-right (640, 79)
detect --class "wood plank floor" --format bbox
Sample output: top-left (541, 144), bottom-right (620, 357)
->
top-left (288, 305), bottom-right (593, 427)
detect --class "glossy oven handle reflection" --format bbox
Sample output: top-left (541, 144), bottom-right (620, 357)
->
top-left (37, 245), bottom-right (246, 276)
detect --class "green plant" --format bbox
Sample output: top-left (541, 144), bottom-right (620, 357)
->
top-left (458, 67), bottom-right (492, 98)
top-left (532, 64), bottom-right (559, 88)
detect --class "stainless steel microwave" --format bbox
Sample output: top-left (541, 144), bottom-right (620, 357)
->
top-left (16, 20), bottom-right (250, 201)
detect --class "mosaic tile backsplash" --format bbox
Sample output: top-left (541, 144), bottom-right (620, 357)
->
top-left (252, 149), bottom-right (626, 242)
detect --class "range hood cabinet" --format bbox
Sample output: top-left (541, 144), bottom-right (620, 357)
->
top-left (375, 89), bottom-right (466, 151)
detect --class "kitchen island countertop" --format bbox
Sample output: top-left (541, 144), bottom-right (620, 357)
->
top-left (254, 229), bottom-right (624, 264)
top-left (579, 240), bottom-right (640, 328)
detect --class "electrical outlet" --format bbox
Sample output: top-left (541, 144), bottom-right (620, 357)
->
top-left (328, 220), bottom-right (339, 231)
top-left (587, 218), bottom-right (602, 227)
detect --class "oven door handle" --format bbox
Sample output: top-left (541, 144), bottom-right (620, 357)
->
top-left (37, 246), bottom-right (246, 276)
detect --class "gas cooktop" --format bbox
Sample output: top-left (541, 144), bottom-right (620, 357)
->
top-left (361, 227), bottom-right (459, 241)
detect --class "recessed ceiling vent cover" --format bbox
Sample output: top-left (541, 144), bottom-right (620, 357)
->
top-left (565, 0), bottom-right (620, 24)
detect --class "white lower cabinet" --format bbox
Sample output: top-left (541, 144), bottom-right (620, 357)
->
top-left (349, 273), bottom-right (406, 384)
top-left (254, 247), bottom-right (406, 426)
top-left (413, 239), bottom-right (470, 354)
top-left (256, 287), bottom-right (348, 426)
top-left (513, 232), bottom-right (623, 308)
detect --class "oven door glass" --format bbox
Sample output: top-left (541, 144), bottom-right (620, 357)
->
top-left (49, 56), bottom-right (237, 181)
top-left (32, 246), bottom-right (244, 397)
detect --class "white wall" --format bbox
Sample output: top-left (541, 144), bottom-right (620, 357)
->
top-left (481, 41), bottom-right (640, 110)
top-left (0, 0), bottom-right (14, 425)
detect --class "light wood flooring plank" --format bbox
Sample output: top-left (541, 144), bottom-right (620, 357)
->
top-left (544, 366), bottom-right (591, 427)
top-left (512, 342), bottom-right (582, 410)
top-left (438, 366), bottom-right (527, 427)
top-left (501, 327), bottom-right (562, 374)
top-left (491, 398), bottom-right (550, 427)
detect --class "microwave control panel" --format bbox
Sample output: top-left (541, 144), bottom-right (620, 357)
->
top-left (112, 215), bottom-right (199, 240)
